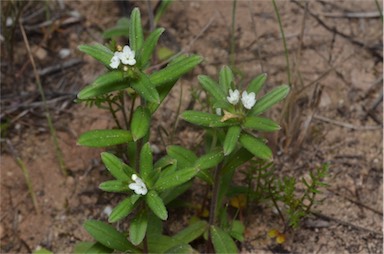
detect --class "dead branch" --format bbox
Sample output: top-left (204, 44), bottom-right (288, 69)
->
top-left (313, 114), bottom-right (382, 130)
top-left (321, 11), bottom-right (382, 19)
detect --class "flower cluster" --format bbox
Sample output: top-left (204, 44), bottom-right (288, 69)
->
top-left (128, 174), bottom-right (147, 195)
top-left (110, 45), bottom-right (136, 69)
top-left (226, 89), bottom-right (256, 109)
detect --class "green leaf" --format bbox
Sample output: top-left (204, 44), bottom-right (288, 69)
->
top-left (218, 148), bottom-right (253, 209)
top-left (181, 111), bottom-right (237, 128)
top-left (140, 142), bottom-right (153, 182)
top-left (83, 220), bottom-right (139, 252)
top-left (157, 46), bottom-right (175, 61)
top-left (250, 84), bottom-right (290, 115)
top-left (129, 210), bottom-right (148, 245)
top-left (174, 220), bottom-right (208, 243)
top-left (145, 190), bottom-right (168, 220)
top-left (154, 167), bottom-right (198, 192)
top-left (99, 180), bottom-right (130, 193)
top-left (131, 106), bottom-right (151, 141)
top-left (129, 8), bottom-right (144, 52)
top-left (219, 65), bottom-right (234, 94)
top-left (230, 220), bottom-right (245, 242)
top-left (148, 234), bottom-right (185, 253)
top-left (154, 155), bottom-right (175, 171)
top-left (247, 73), bottom-right (267, 95)
top-left (161, 181), bottom-right (192, 205)
top-left (103, 17), bottom-right (130, 39)
top-left (148, 79), bottom-right (178, 113)
top-left (74, 242), bottom-right (94, 254)
top-left (210, 226), bottom-right (238, 254)
top-left (101, 152), bottom-right (132, 180)
top-left (131, 71), bottom-right (160, 103)
top-left (154, 0), bottom-right (173, 25)
top-left (78, 44), bottom-right (114, 67)
top-left (33, 248), bottom-right (53, 254)
top-left (138, 28), bottom-right (165, 68)
top-left (109, 194), bottom-right (141, 222)
top-left (194, 148), bottom-right (224, 170)
top-left (239, 133), bottom-right (272, 161)
top-left (77, 71), bottom-right (125, 99)
top-left (149, 55), bottom-right (203, 87)
top-left (221, 148), bottom-right (253, 176)
top-left (198, 75), bottom-right (228, 106)
top-left (166, 145), bottom-right (197, 169)
top-left (75, 242), bottom-right (114, 254)
top-left (223, 126), bottom-right (241, 156)
top-left (77, 129), bottom-right (133, 147)
top-left (242, 116), bottom-right (280, 132)
top-left (164, 244), bottom-right (194, 254)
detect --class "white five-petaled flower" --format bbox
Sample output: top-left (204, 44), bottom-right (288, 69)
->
top-left (128, 174), bottom-right (147, 195)
top-left (227, 89), bottom-right (240, 105)
top-left (119, 45), bottom-right (136, 66)
top-left (241, 91), bottom-right (256, 109)
top-left (109, 45), bottom-right (136, 69)
top-left (110, 52), bottom-right (121, 69)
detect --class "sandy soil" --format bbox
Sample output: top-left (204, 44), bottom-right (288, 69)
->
top-left (1, 0), bottom-right (382, 253)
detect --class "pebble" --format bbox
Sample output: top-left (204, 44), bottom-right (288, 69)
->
top-left (103, 205), bottom-right (113, 217)
top-left (59, 48), bottom-right (71, 59)
top-left (150, 144), bottom-right (161, 154)
top-left (31, 46), bottom-right (47, 60)
top-left (66, 176), bottom-right (75, 186)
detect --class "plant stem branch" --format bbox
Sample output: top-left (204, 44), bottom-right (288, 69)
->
top-left (6, 140), bottom-right (39, 214)
top-left (229, 0), bottom-right (238, 68)
top-left (268, 182), bottom-right (285, 227)
top-left (19, 19), bottom-right (67, 176)
top-left (272, 0), bottom-right (291, 86)
top-left (208, 163), bottom-right (222, 249)
top-left (107, 100), bottom-right (122, 129)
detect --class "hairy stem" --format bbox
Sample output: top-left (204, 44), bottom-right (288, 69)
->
top-left (107, 100), bottom-right (122, 129)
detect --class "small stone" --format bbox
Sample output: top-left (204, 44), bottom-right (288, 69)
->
top-left (31, 46), bottom-right (47, 60)
top-left (150, 144), bottom-right (161, 154)
top-left (59, 48), bottom-right (71, 59)
top-left (66, 176), bottom-right (75, 186)
top-left (103, 205), bottom-right (113, 216)
top-left (6, 17), bottom-right (13, 27)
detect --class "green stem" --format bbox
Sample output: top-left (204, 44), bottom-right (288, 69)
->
top-left (208, 163), bottom-right (222, 248)
top-left (19, 20), bottom-right (67, 176)
top-left (229, 0), bottom-right (238, 68)
top-left (268, 181), bottom-right (286, 227)
top-left (272, 0), bottom-right (291, 86)
top-left (107, 100), bottom-right (122, 129)
top-left (17, 157), bottom-right (39, 213)
top-left (120, 92), bottom-right (129, 130)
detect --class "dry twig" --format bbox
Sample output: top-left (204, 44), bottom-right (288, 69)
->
top-left (313, 114), bottom-right (382, 130)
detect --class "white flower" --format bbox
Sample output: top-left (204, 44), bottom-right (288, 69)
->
top-left (241, 91), bottom-right (256, 109)
top-left (119, 45), bottom-right (136, 66)
top-left (110, 52), bottom-right (121, 69)
top-left (128, 174), bottom-right (147, 195)
top-left (227, 89), bottom-right (240, 105)
top-left (215, 108), bottom-right (222, 116)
